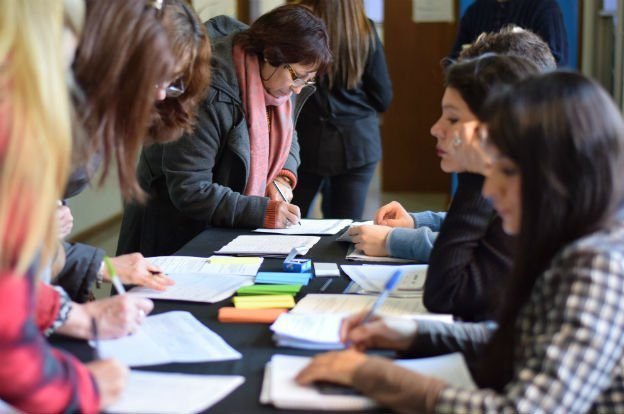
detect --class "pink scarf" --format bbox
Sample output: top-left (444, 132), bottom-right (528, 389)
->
top-left (233, 43), bottom-right (293, 196)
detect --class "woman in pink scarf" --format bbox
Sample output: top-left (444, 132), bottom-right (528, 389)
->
top-left (119, 5), bottom-right (333, 256)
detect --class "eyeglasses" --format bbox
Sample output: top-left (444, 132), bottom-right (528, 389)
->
top-left (284, 64), bottom-right (315, 88)
top-left (165, 78), bottom-right (185, 98)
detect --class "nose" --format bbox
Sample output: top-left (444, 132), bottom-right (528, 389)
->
top-left (430, 116), bottom-right (444, 140)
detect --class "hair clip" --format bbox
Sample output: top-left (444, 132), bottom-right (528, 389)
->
top-left (146, 0), bottom-right (163, 10)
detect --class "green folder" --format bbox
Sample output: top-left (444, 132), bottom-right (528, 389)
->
top-left (236, 284), bottom-right (302, 296)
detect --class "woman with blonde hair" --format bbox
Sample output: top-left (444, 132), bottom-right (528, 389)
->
top-left (0, 0), bottom-right (125, 411)
top-left (293, 0), bottom-right (392, 220)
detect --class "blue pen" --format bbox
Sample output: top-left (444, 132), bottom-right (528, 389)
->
top-left (359, 269), bottom-right (403, 326)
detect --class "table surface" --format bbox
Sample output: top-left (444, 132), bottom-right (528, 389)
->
top-left (54, 226), bottom-right (391, 413)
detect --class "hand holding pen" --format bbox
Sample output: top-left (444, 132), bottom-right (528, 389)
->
top-left (340, 270), bottom-right (418, 352)
top-left (103, 254), bottom-right (175, 291)
top-left (270, 179), bottom-right (301, 227)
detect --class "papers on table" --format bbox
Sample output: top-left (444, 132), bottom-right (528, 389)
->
top-left (97, 311), bottom-right (241, 366)
top-left (292, 293), bottom-right (452, 322)
top-left (215, 235), bottom-right (320, 257)
top-left (129, 273), bottom-right (253, 303)
top-left (255, 272), bottom-right (311, 285)
top-left (105, 371), bottom-right (244, 414)
top-left (270, 313), bottom-right (344, 350)
top-left (254, 219), bottom-right (352, 235)
top-left (147, 255), bottom-right (263, 276)
top-left (341, 264), bottom-right (428, 298)
top-left (260, 353), bottom-right (475, 411)
top-left (346, 245), bottom-right (417, 263)
top-left (335, 221), bottom-right (373, 242)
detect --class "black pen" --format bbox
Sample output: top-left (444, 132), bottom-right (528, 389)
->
top-left (91, 317), bottom-right (101, 360)
top-left (272, 180), bottom-right (301, 225)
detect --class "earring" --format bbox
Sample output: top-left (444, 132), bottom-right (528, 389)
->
top-left (452, 134), bottom-right (462, 147)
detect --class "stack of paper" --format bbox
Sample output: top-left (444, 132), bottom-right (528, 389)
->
top-left (341, 264), bottom-right (428, 298)
top-left (254, 219), bottom-right (352, 235)
top-left (260, 353), bottom-right (476, 411)
top-left (96, 311), bottom-right (241, 366)
top-left (105, 371), bottom-right (244, 414)
top-left (270, 313), bottom-right (344, 350)
top-left (291, 294), bottom-right (452, 322)
top-left (232, 295), bottom-right (295, 309)
top-left (236, 284), bottom-right (302, 296)
top-left (215, 235), bottom-right (320, 257)
top-left (255, 272), bottom-right (311, 285)
top-left (346, 245), bottom-right (417, 263)
top-left (147, 255), bottom-right (263, 276)
top-left (129, 273), bottom-right (253, 303)
top-left (218, 307), bottom-right (287, 323)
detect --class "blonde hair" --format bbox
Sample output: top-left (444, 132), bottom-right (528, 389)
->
top-left (0, 0), bottom-right (71, 274)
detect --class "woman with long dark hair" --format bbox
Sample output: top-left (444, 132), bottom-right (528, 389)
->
top-left (296, 72), bottom-right (624, 413)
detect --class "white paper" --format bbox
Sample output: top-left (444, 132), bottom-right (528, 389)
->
top-left (216, 235), bottom-right (320, 256)
top-left (262, 353), bottom-right (475, 411)
top-left (271, 313), bottom-right (344, 349)
top-left (97, 311), bottom-right (241, 366)
top-left (267, 355), bottom-right (377, 411)
top-left (147, 255), bottom-right (263, 276)
top-left (314, 262), bottom-right (340, 277)
top-left (335, 221), bottom-right (373, 242)
top-left (105, 371), bottom-right (244, 414)
top-left (341, 264), bottom-right (428, 297)
top-left (291, 293), bottom-right (452, 322)
top-left (129, 273), bottom-right (253, 303)
top-left (412, 0), bottom-right (454, 23)
top-left (254, 219), bottom-right (352, 235)
top-left (346, 245), bottom-right (417, 263)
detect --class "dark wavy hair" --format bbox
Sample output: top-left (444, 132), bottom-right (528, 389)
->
top-left (474, 72), bottom-right (624, 389)
top-left (149, 0), bottom-right (211, 144)
top-left (445, 53), bottom-right (540, 120)
top-left (74, 0), bottom-right (174, 202)
top-left (234, 4), bottom-right (332, 76)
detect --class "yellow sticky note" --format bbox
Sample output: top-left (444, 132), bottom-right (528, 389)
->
top-left (233, 294), bottom-right (295, 309)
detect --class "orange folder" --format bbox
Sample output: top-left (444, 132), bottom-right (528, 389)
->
top-left (218, 307), bottom-right (287, 324)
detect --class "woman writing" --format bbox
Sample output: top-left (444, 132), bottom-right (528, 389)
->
top-left (118, 4), bottom-right (332, 256)
top-left (297, 71), bottom-right (624, 413)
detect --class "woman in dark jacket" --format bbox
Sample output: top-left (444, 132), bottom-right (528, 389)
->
top-left (292, 0), bottom-right (392, 220)
top-left (117, 5), bottom-right (332, 256)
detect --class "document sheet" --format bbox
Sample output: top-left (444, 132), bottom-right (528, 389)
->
top-left (346, 245), bottom-right (417, 263)
top-left (216, 235), bottom-right (320, 256)
top-left (97, 311), bottom-right (241, 366)
top-left (270, 313), bottom-right (344, 350)
top-left (341, 264), bottom-right (428, 297)
top-left (291, 293), bottom-right (452, 322)
top-left (105, 371), bottom-right (244, 414)
top-left (260, 353), bottom-right (475, 410)
top-left (254, 219), bottom-right (353, 235)
top-left (147, 255), bottom-right (263, 276)
top-left (129, 273), bottom-right (253, 303)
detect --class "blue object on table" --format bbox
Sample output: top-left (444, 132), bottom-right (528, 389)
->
top-left (256, 272), bottom-right (312, 285)
top-left (283, 246), bottom-right (312, 273)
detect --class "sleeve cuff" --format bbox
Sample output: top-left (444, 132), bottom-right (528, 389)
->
top-left (278, 169), bottom-right (297, 189)
top-left (263, 200), bottom-right (281, 228)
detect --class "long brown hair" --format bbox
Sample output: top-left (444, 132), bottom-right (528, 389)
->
top-left (299, 0), bottom-right (373, 89)
top-left (74, 0), bottom-right (174, 202)
top-left (149, 0), bottom-right (211, 143)
top-left (474, 72), bottom-right (624, 389)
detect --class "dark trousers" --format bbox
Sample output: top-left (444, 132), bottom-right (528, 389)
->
top-left (292, 162), bottom-right (377, 220)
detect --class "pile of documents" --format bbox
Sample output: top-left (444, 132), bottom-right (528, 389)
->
top-left (254, 218), bottom-right (352, 235)
top-left (270, 312), bottom-right (345, 350)
top-left (128, 255), bottom-right (262, 303)
top-left (260, 353), bottom-right (476, 411)
top-left (215, 235), bottom-right (320, 257)
top-left (341, 264), bottom-right (428, 298)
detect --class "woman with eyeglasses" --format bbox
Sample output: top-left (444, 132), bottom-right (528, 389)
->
top-left (297, 71), bottom-right (624, 414)
top-left (291, 0), bottom-right (392, 220)
top-left (117, 4), bottom-right (332, 257)
top-left (54, 0), bottom-right (213, 303)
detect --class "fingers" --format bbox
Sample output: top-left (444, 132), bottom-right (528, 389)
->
top-left (276, 202), bottom-right (301, 228)
top-left (140, 272), bottom-right (175, 291)
top-left (374, 201), bottom-right (402, 225)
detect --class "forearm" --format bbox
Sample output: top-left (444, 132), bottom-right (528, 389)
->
top-left (386, 227), bottom-right (437, 261)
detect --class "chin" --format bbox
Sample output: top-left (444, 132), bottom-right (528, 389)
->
top-left (502, 221), bottom-right (519, 236)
